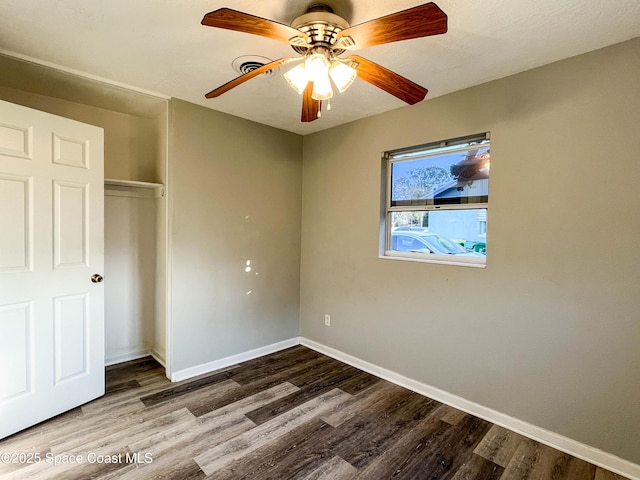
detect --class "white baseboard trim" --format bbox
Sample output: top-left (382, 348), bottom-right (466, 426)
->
top-left (169, 338), bottom-right (300, 383)
top-left (106, 348), bottom-right (167, 369)
top-left (105, 349), bottom-right (154, 367)
top-left (300, 337), bottom-right (640, 480)
top-left (150, 347), bottom-right (166, 368)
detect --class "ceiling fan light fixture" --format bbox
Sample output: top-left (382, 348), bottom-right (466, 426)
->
top-left (329, 60), bottom-right (357, 93)
top-left (201, 3), bottom-right (447, 121)
top-left (284, 63), bottom-right (309, 94)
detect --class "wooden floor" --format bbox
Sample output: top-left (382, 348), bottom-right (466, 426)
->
top-left (0, 346), bottom-right (628, 480)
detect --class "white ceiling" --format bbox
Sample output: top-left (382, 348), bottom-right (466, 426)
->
top-left (0, 0), bottom-right (638, 135)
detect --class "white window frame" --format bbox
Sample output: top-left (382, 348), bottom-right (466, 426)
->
top-left (380, 133), bottom-right (490, 268)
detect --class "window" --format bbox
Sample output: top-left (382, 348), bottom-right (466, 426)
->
top-left (381, 133), bottom-right (490, 267)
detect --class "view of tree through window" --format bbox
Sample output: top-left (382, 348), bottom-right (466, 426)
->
top-left (383, 133), bottom-right (490, 266)
top-left (392, 166), bottom-right (453, 202)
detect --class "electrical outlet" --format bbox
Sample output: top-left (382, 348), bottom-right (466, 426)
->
top-left (324, 314), bottom-right (331, 326)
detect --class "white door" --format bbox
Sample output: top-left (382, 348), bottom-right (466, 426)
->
top-left (0, 99), bottom-right (104, 438)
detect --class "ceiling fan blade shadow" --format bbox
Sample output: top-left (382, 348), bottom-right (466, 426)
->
top-left (301, 82), bottom-right (320, 122)
top-left (350, 55), bottom-right (428, 105)
top-left (205, 58), bottom-right (293, 98)
top-left (337, 2), bottom-right (447, 50)
top-left (202, 8), bottom-right (306, 44)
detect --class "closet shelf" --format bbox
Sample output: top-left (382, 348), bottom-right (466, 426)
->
top-left (105, 178), bottom-right (163, 189)
top-left (104, 178), bottom-right (165, 198)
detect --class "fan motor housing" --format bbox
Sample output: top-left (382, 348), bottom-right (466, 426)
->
top-left (290, 4), bottom-right (350, 55)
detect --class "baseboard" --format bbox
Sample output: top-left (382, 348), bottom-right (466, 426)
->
top-left (169, 337), bottom-right (300, 382)
top-left (150, 347), bottom-right (166, 368)
top-left (105, 349), bottom-right (153, 366)
top-left (300, 337), bottom-right (640, 480)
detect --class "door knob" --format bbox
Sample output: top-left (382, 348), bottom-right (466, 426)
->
top-left (91, 274), bottom-right (104, 283)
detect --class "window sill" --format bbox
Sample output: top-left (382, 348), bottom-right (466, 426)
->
top-left (380, 251), bottom-right (486, 268)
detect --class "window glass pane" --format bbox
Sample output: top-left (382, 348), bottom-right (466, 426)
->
top-left (390, 209), bottom-right (487, 256)
top-left (390, 142), bottom-right (489, 207)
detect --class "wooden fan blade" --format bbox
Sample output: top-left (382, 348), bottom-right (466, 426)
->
top-left (350, 55), bottom-right (428, 105)
top-left (205, 58), bottom-right (292, 98)
top-left (202, 8), bottom-right (306, 44)
top-left (301, 82), bottom-right (320, 122)
top-left (337, 3), bottom-right (447, 50)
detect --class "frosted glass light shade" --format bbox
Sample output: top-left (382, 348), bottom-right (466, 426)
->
top-left (329, 61), bottom-right (357, 93)
top-left (305, 53), bottom-right (329, 79)
top-left (284, 63), bottom-right (308, 94)
top-left (312, 74), bottom-right (333, 100)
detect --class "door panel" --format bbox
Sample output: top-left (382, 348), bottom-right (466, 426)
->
top-left (53, 180), bottom-right (89, 268)
top-left (0, 121), bottom-right (32, 159)
top-left (0, 301), bottom-right (33, 401)
top-left (52, 133), bottom-right (89, 168)
top-left (0, 99), bottom-right (104, 438)
top-left (0, 174), bottom-right (32, 272)
top-left (53, 293), bottom-right (89, 384)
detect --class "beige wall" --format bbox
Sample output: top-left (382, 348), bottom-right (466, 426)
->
top-left (104, 194), bottom-right (157, 361)
top-left (168, 99), bottom-right (302, 372)
top-left (300, 38), bottom-right (640, 464)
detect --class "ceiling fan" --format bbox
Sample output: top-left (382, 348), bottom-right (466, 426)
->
top-left (201, 2), bottom-right (447, 122)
